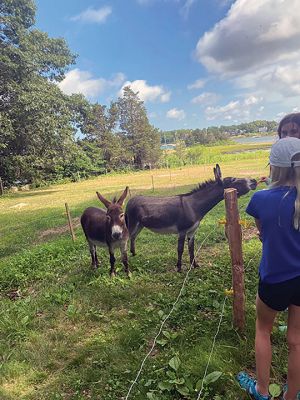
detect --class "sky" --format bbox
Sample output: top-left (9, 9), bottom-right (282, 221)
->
top-left (35, 0), bottom-right (300, 131)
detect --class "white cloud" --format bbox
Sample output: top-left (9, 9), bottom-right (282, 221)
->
top-left (58, 69), bottom-right (125, 98)
top-left (71, 6), bottom-right (112, 24)
top-left (187, 79), bottom-right (206, 90)
top-left (166, 108), bottom-right (186, 120)
top-left (196, 0), bottom-right (300, 76)
top-left (191, 92), bottom-right (219, 105)
top-left (205, 95), bottom-right (263, 121)
top-left (119, 80), bottom-right (171, 103)
top-left (195, 0), bottom-right (300, 104)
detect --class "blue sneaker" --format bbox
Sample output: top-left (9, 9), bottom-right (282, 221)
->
top-left (237, 372), bottom-right (270, 400)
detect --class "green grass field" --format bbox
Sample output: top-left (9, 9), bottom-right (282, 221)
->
top-left (0, 146), bottom-right (288, 400)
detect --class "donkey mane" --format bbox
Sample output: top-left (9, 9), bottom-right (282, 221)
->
top-left (182, 179), bottom-right (218, 196)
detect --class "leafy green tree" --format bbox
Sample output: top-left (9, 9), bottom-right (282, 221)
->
top-left (81, 102), bottom-right (126, 170)
top-left (0, 0), bottom-right (85, 185)
top-left (117, 86), bottom-right (161, 169)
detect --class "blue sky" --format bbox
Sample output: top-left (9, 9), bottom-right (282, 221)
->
top-left (35, 0), bottom-right (300, 130)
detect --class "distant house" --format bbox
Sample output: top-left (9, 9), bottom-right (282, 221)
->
top-left (258, 127), bottom-right (268, 133)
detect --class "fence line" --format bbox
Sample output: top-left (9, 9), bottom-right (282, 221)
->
top-left (124, 225), bottom-right (218, 400)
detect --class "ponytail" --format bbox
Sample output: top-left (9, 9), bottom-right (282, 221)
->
top-left (270, 153), bottom-right (300, 230)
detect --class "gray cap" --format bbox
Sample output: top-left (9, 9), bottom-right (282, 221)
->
top-left (270, 137), bottom-right (300, 167)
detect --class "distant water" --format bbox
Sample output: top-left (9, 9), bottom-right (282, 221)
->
top-left (161, 144), bottom-right (175, 150)
top-left (233, 135), bottom-right (277, 144)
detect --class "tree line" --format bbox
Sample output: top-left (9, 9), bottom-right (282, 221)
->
top-left (0, 0), bottom-right (161, 187)
top-left (161, 120), bottom-right (278, 146)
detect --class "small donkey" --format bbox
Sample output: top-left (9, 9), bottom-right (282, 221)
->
top-left (81, 187), bottom-right (130, 277)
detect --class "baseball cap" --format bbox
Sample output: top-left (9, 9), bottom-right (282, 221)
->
top-left (270, 137), bottom-right (300, 167)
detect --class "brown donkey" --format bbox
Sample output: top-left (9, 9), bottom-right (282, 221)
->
top-left (125, 165), bottom-right (257, 272)
top-left (81, 187), bottom-right (129, 276)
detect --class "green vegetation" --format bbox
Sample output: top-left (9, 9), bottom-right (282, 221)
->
top-left (0, 155), bottom-right (288, 400)
top-left (161, 120), bottom-right (277, 146)
top-left (0, 1), bottom-right (161, 188)
top-left (162, 142), bottom-right (271, 168)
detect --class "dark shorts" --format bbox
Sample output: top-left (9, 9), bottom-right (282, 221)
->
top-left (258, 275), bottom-right (300, 311)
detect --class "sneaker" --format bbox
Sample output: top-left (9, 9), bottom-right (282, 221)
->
top-left (237, 371), bottom-right (270, 400)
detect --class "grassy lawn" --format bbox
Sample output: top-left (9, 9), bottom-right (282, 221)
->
top-left (0, 153), bottom-right (288, 400)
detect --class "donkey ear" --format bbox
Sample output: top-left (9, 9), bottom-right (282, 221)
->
top-left (96, 192), bottom-right (111, 208)
top-left (117, 186), bottom-right (129, 206)
top-left (214, 164), bottom-right (222, 182)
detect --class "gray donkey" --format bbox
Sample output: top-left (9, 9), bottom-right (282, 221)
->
top-left (125, 165), bottom-right (257, 271)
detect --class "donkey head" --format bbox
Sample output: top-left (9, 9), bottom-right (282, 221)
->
top-left (96, 187), bottom-right (129, 240)
top-left (213, 164), bottom-right (257, 196)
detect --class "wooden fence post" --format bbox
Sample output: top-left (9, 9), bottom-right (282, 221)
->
top-left (224, 188), bottom-right (245, 331)
top-left (151, 175), bottom-right (154, 192)
top-left (0, 178), bottom-right (3, 196)
top-left (65, 202), bottom-right (76, 242)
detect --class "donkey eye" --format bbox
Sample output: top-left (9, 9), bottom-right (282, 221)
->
top-left (106, 215), bottom-right (111, 221)
top-left (120, 213), bottom-right (124, 219)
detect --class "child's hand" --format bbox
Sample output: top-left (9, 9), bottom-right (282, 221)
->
top-left (257, 231), bottom-right (262, 242)
top-left (258, 177), bottom-right (271, 185)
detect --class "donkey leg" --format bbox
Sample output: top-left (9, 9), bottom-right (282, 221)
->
top-left (109, 249), bottom-right (116, 277)
top-left (121, 241), bottom-right (130, 277)
top-left (187, 236), bottom-right (199, 268)
top-left (88, 241), bottom-right (98, 270)
top-left (129, 224), bottom-right (143, 256)
top-left (176, 234), bottom-right (186, 272)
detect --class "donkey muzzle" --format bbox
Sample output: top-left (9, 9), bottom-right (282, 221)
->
top-left (111, 225), bottom-right (123, 240)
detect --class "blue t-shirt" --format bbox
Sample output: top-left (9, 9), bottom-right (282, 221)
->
top-left (246, 186), bottom-right (300, 284)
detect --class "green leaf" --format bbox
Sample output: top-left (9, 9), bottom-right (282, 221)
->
top-left (278, 325), bottom-right (287, 333)
top-left (162, 330), bottom-right (171, 339)
top-left (176, 386), bottom-right (190, 396)
top-left (146, 392), bottom-right (158, 400)
top-left (269, 383), bottom-right (281, 397)
top-left (203, 371), bottom-right (223, 385)
top-left (173, 377), bottom-right (185, 385)
top-left (156, 339), bottom-right (167, 347)
top-left (166, 370), bottom-right (176, 380)
top-left (158, 381), bottom-right (173, 391)
top-left (144, 379), bottom-right (155, 387)
top-left (169, 356), bottom-right (181, 371)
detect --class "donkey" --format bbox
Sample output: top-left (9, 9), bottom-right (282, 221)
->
top-left (125, 165), bottom-right (257, 272)
top-left (81, 187), bottom-right (130, 277)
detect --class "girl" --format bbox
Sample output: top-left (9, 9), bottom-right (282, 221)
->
top-left (278, 113), bottom-right (300, 139)
top-left (237, 137), bottom-right (300, 400)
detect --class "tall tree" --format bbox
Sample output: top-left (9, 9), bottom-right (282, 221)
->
top-left (0, 0), bottom-right (84, 185)
top-left (81, 102), bottom-right (127, 170)
top-left (117, 86), bottom-right (161, 169)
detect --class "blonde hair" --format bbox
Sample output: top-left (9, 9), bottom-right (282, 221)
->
top-left (270, 153), bottom-right (300, 230)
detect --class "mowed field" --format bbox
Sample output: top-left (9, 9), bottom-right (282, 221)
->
top-left (0, 150), bottom-right (288, 399)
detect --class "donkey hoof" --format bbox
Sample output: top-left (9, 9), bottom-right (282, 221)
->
top-left (193, 262), bottom-right (200, 269)
top-left (176, 267), bottom-right (182, 273)
top-left (110, 271), bottom-right (116, 278)
top-left (126, 271), bottom-right (132, 279)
